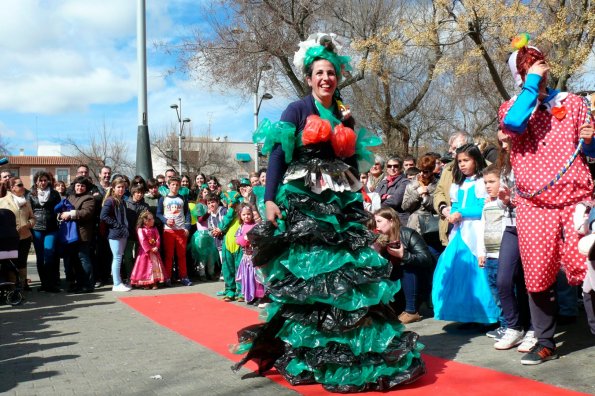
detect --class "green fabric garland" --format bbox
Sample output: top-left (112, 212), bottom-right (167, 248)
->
top-left (253, 119), bottom-right (296, 164)
top-left (304, 45), bottom-right (352, 76)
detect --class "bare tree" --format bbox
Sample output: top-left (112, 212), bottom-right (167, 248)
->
top-left (151, 127), bottom-right (236, 177)
top-left (63, 121), bottom-right (134, 181)
top-left (0, 135), bottom-right (10, 156)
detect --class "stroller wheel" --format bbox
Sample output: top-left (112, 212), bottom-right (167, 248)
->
top-left (6, 290), bottom-right (23, 306)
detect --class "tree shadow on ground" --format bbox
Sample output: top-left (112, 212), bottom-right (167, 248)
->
top-left (0, 290), bottom-right (114, 393)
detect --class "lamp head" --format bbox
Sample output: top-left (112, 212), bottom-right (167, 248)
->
top-left (262, 93), bottom-right (273, 100)
top-left (170, 104), bottom-right (179, 109)
top-left (183, 118), bottom-right (191, 123)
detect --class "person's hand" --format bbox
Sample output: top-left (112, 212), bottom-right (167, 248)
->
top-left (448, 212), bottom-right (462, 224)
top-left (387, 243), bottom-right (405, 259)
top-left (152, 247), bottom-right (159, 253)
top-left (579, 124), bottom-right (594, 145)
top-left (441, 206), bottom-right (451, 218)
top-left (60, 212), bottom-right (70, 220)
top-left (166, 219), bottom-right (175, 227)
top-left (183, 229), bottom-right (189, 237)
top-left (266, 201), bottom-right (282, 227)
top-left (478, 256), bottom-right (486, 268)
top-left (527, 60), bottom-right (549, 78)
top-left (417, 186), bottom-right (428, 196)
top-left (498, 186), bottom-right (511, 206)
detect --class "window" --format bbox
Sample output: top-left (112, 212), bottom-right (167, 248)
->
top-left (55, 168), bottom-right (69, 183)
top-left (31, 168), bottom-right (46, 180)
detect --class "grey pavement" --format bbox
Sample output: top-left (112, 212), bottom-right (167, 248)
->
top-left (1, 256), bottom-right (594, 396)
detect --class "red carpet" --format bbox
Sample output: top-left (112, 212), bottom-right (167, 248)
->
top-left (120, 293), bottom-right (587, 396)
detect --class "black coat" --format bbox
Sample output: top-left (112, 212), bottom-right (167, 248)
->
top-left (374, 226), bottom-right (435, 280)
top-left (28, 189), bottom-right (62, 232)
top-left (375, 175), bottom-right (410, 226)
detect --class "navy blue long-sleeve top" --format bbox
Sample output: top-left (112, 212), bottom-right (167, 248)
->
top-left (264, 95), bottom-right (357, 202)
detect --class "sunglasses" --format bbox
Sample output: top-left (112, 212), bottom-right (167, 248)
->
top-left (15, 183), bottom-right (24, 187)
top-left (386, 164), bottom-right (400, 169)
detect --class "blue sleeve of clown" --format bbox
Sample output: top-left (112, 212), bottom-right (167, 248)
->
top-left (503, 74), bottom-right (542, 133)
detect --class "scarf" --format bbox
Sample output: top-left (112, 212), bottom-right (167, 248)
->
top-left (12, 194), bottom-right (27, 208)
top-left (38, 188), bottom-right (50, 205)
top-left (386, 174), bottom-right (398, 184)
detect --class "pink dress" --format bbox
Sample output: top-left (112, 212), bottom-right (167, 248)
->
top-left (235, 223), bottom-right (264, 302)
top-left (130, 226), bottom-right (165, 286)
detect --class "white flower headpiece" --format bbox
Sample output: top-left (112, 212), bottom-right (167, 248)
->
top-left (293, 33), bottom-right (344, 73)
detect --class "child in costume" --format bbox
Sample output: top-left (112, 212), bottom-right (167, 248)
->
top-left (130, 211), bottom-right (165, 289)
top-left (432, 144), bottom-right (500, 324)
top-left (217, 190), bottom-right (243, 302)
top-left (235, 203), bottom-right (264, 304)
top-left (189, 201), bottom-right (221, 281)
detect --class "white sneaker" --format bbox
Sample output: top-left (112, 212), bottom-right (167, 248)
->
top-left (112, 284), bottom-right (131, 292)
top-left (494, 328), bottom-right (525, 350)
top-left (517, 330), bottom-right (538, 353)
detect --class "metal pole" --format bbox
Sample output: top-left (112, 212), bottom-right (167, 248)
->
top-left (135, 0), bottom-right (153, 179)
top-left (178, 98), bottom-right (182, 174)
top-left (253, 90), bottom-right (259, 172)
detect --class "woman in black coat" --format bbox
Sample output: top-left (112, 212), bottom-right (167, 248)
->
top-left (28, 171), bottom-right (62, 292)
top-left (373, 207), bottom-right (435, 323)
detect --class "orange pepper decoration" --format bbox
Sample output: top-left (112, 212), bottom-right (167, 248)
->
top-left (331, 124), bottom-right (357, 158)
top-left (302, 115), bottom-right (332, 145)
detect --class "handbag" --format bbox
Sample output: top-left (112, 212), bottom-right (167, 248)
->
top-left (58, 219), bottom-right (79, 244)
top-left (418, 213), bottom-right (439, 235)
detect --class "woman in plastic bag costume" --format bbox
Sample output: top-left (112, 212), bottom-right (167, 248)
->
top-left (231, 34), bottom-right (425, 392)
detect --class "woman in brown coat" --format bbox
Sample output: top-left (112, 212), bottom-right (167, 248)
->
top-left (0, 177), bottom-right (35, 289)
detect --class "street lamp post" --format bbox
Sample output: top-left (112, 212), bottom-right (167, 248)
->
top-left (170, 98), bottom-right (191, 175)
top-left (253, 65), bottom-right (273, 172)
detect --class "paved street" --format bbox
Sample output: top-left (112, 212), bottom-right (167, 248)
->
top-left (1, 257), bottom-right (594, 395)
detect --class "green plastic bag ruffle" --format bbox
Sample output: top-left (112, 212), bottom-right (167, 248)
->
top-left (280, 181), bottom-right (362, 210)
top-left (354, 127), bottom-right (382, 172)
top-left (262, 245), bottom-right (387, 281)
top-left (253, 119), bottom-right (296, 164)
top-left (278, 319), bottom-right (406, 356)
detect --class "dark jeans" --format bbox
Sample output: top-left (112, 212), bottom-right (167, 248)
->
top-left (583, 291), bottom-right (595, 335)
top-left (484, 258), bottom-right (506, 327)
top-left (94, 234), bottom-right (112, 284)
top-left (17, 238), bottom-right (32, 270)
top-left (497, 226), bottom-right (529, 330)
top-left (528, 285), bottom-right (557, 349)
top-left (64, 241), bottom-right (94, 290)
top-left (32, 230), bottom-right (59, 288)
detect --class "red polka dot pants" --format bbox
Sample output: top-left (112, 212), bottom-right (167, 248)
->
top-left (516, 203), bottom-right (587, 292)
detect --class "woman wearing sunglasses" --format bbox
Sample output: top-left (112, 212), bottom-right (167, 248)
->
top-left (0, 177), bottom-right (35, 290)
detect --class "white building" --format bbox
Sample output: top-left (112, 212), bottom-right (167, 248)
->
top-left (151, 136), bottom-right (265, 182)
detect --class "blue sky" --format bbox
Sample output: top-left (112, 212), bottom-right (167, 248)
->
top-left (0, 0), bottom-right (284, 156)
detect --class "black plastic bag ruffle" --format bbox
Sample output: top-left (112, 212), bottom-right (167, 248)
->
top-left (278, 303), bottom-right (400, 333)
top-left (267, 264), bottom-right (391, 304)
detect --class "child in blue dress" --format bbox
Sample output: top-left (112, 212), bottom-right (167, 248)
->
top-left (432, 143), bottom-right (500, 324)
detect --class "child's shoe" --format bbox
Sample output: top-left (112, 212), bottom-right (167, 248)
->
top-left (485, 326), bottom-right (506, 340)
top-left (223, 291), bottom-right (235, 302)
top-left (517, 330), bottom-right (538, 353)
top-left (494, 328), bottom-right (524, 350)
top-left (164, 279), bottom-right (172, 287)
top-left (520, 344), bottom-right (558, 365)
top-left (181, 278), bottom-right (192, 286)
top-left (236, 294), bottom-right (245, 303)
